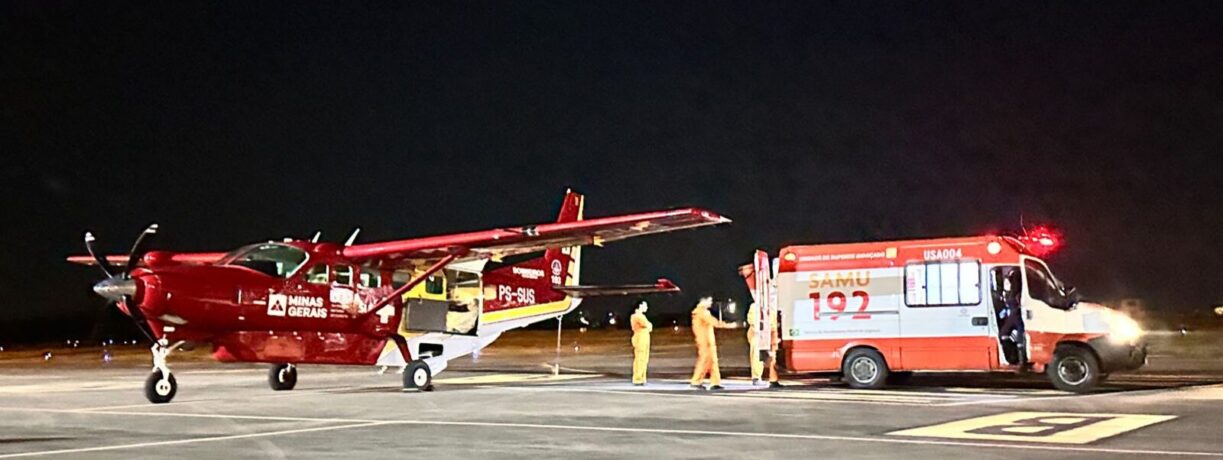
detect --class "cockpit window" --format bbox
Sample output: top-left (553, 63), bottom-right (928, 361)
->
top-left (224, 244), bottom-right (308, 278)
top-left (1024, 259), bottom-right (1071, 310)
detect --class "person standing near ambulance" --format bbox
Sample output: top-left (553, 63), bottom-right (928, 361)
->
top-left (690, 296), bottom-right (732, 390)
top-left (630, 300), bottom-right (653, 386)
top-left (766, 307), bottom-right (782, 388)
top-left (746, 302), bottom-right (764, 385)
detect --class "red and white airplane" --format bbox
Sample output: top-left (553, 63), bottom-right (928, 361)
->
top-left (70, 191), bottom-right (729, 403)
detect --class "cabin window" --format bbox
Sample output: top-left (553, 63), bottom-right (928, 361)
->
top-left (425, 274), bottom-right (445, 294)
top-left (333, 265), bottom-right (354, 286)
top-left (904, 259), bottom-right (981, 307)
top-left (359, 268), bottom-right (382, 288)
top-left (305, 265), bottom-right (329, 284)
top-left (391, 271), bottom-right (411, 289)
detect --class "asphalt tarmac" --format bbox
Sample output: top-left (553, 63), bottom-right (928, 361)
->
top-left (1, 329), bottom-right (1220, 459)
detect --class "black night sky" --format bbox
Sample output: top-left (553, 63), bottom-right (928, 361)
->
top-left (3, 2), bottom-right (1222, 342)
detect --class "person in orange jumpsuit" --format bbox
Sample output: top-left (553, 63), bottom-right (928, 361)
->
top-left (630, 300), bottom-right (653, 386)
top-left (690, 296), bottom-right (732, 390)
top-left (746, 302), bottom-right (764, 385)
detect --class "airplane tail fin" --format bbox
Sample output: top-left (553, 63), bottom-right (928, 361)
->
top-left (543, 189), bottom-right (584, 287)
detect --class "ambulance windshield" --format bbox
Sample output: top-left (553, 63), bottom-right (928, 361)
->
top-left (222, 243), bottom-right (309, 278)
top-left (1024, 259), bottom-right (1075, 309)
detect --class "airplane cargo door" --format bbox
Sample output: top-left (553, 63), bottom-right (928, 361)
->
top-left (396, 270), bottom-right (482, 336)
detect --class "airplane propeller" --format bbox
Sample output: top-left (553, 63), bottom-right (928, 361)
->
top-left (83, 224), bottom-right (159, 342)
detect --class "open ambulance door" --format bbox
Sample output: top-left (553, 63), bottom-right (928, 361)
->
top-left (742, 250), bottom-right (778, 366)
top-left (989, 265), bottom-right (1028, 366)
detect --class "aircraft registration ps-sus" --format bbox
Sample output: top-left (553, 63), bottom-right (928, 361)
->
top-left (70, 190), bottom-right (729, 403)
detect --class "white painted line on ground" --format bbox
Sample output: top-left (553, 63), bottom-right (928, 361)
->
top-left (494, 385), bottom-right (953, 406)
top-left (0, 407), bottom-right (379, 424)
top-left (0, 421), bottom-right (392, 458)
top-left (0, 406), bottom-right (1216, 457)
top-left (936, 383), bottom-right (1223, 407)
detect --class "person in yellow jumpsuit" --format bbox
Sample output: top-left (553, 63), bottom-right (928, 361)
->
top-left (630, 300), bottom-right (653, 386)
top-left (746, 302), bottom-right (764, 385)
top-left (690, 297), bottom-right (732, 390)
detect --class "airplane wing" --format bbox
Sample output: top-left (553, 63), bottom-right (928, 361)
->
top-left (344, 208), bottom-right (730, 269)
top-left (551, 278), bottom-right (681, 297)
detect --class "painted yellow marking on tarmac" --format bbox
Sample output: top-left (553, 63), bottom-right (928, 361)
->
top-left (889, 411), bottom-right (1177, 444)
top-left (434, 373), bottom-right (598, 385)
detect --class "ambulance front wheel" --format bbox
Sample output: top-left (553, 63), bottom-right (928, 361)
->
top-left (1048, 345), bottom-right (1100, 393)
top-left (403, 360), bottom-right (432, 391)
top-left (842, 348), bottom-right (889, 389)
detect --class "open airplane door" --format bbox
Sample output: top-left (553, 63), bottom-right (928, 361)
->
top-left (400, 259), bottom-right (487, 336)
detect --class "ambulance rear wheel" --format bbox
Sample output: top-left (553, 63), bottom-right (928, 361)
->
top-left (1048, 345), bottom-right (1100, 393)
top-left (842, 348), bottom-right (888, 389)
top-left (268, 364), bottom-right (297, 391)
top-left (144, 370), bottom-right (177, 404)
top-left (403, 360), bottom-right (431, 391)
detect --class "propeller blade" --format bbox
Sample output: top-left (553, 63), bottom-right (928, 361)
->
top-left (84, 232), bottom-right (116, 278)
top-left (126, 223), bottom-right (159, 273)
top-left (121, 295), bottom-right (155, 342)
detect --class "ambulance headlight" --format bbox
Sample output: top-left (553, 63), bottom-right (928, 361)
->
top-left (1106, 311), bottom-right (1144, 345)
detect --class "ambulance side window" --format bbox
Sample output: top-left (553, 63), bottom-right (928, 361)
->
top-left (904, 259), bottom-right (981, 307)
top-left (1024, 260), bottom-right (1068, 309)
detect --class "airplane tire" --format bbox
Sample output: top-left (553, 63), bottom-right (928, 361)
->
top-left (269, 364), bottom-right (297, 391)
top-left (403, 360), bottom-right (432, 391)
top-left (145, 370), bottom-right (177, 404)
top-left (842, 348), bottom-right (889, 389)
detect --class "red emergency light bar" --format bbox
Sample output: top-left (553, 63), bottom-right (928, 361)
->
top-left (1014, 226), bottom-right (1061, 256)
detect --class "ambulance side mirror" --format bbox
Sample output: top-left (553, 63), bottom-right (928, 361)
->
top-left (1064, 286), bottom-right (1082, 308)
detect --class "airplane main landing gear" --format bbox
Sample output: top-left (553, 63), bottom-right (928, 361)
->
top-left (403, 360), bottom-right (433, 392)
top-left (144, 340), bottom-right (179, 404)
top-left (268, 363), bottom-right (297, 391)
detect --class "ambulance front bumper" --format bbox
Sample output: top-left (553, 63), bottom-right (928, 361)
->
top-left (1088, 336), bottom-right (1148, 372)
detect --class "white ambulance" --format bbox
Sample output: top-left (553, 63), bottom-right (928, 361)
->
top-left (741, 235), bottom-right (1146, 392)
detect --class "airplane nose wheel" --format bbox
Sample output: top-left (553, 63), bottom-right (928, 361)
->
top-left (144, 339), bottom-right (181, 404)
top-left (145, 369), bottom-right (177, 403)
top-left (268, 363), bottom-right (298, 391)
top-left (403, 360), bottom-right (433, 392)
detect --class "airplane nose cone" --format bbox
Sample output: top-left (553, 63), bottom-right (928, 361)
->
top-left (93, 278), bottom-right (137, 302)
